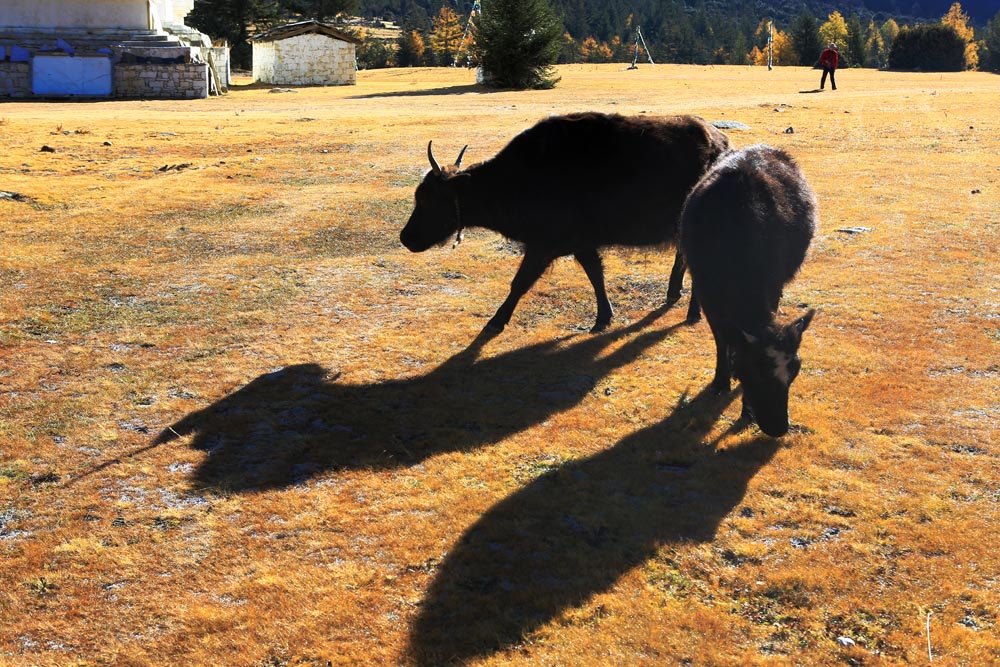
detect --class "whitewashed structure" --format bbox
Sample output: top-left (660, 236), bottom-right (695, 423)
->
top-left (0, 0), bottom-right (220, 99)
top-left (250, 21), bottom-right (360, 87)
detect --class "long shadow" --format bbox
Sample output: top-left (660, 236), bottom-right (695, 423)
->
top-left (347, 84), bottom-right (487, 100)
top-left (407, 388), bottom-right (779, 666)
top-left (798, 88), bottom-right (824, 94)
top-left (155, 307), bottom-right (682, 492)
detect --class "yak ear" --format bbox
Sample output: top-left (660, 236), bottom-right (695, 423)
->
top-left (792, 309), bottom-right (816, 335)
top-left (455, 145), bottom-right (468, 169)
top-left (427, 140), bottom-right (442, 175)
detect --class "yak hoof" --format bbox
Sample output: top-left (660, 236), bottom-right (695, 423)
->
top-left (666, 292), bottom-right (682, 305)
top-left (590, 319), bottom-right (612, 334)
top-left (685, 311), bottom-right (702, 325)
top-left (710, 378), bottom-right (730, 395)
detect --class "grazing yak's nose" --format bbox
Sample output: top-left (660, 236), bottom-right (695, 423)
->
top-left (760, 419), bottom-right (790, 438)
top-left (400, 226), bottom-right (415, 251)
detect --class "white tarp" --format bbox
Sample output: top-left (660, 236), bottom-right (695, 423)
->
top-left (32, 55), bottom-right (112, 96)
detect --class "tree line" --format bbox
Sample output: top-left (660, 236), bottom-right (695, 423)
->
top-left (187, 0), bottom-right (1000, 73)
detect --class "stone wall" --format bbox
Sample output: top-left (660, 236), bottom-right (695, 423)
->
top-left (114, 62), bottom-right (207, 98)
top-left (254, 33), bottom-right (356, 86)
top-left (0, 62), bottom-right (31, 98)
top-left (0, 61), bottom-right (207, 98)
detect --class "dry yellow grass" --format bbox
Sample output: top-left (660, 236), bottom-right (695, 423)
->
top-left (1, 65), bottom-right (998, 666)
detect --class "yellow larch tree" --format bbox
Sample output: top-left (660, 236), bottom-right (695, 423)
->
top-left (819, 11), bottom-right (849, 51)
top-left (942, 2), bottom-right (978, 69)
top-left (429, 6), bottom-right (465, 66)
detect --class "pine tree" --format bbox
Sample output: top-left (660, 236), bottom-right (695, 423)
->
top-left (789, 10), bottom-right (822, 66)
top-left (982, 9), bottom-right (1000, 73)
top-left (728, 32), bottom-right (749, 65)
top-left (558, 32), bottom-right (582, 63)
top-left (864, 20), bottom-right (886, 68)
top-left (280, 0), bottom-right (359, 22)
top-left (473, 0), bottom-right (562, 89)
top-left (941, 2), bottom-right (978, 69)
top-left (395, 30), bottom-right (426, 66)
top-left (845, 14), bottom-right (866, 68)
top-left (888, 23), bottom-right (966, 71)
top-left (188, 0), bottom-right (280, 69)
top-left (356, 30), bottom-right (394, 68)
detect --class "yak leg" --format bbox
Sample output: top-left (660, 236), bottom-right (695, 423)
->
top-left (486, 249), bottom-right (553, 332)
top-left (685, 282), bottom-right (702, 324)
top-left (666, 246), bottom-right (686, 304)
top-left (707, 319), bottom-right (731, 394)
top-left (574, 248), bottom-right (613, 333)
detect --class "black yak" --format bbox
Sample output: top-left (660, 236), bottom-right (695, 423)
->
top-left (681, 145), bottom-right (817, 437)
top-left (399, 112), bottom-right (730, 333)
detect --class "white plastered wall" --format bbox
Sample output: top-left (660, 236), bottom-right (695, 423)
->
top-left (151, 0), bottom-right (195, 26)
top-left (0, 0), bottom-right (151, 29)
top-left (253, 33), bottom-right (356, 86)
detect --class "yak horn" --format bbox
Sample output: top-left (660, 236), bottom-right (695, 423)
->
top-left (455, 145), bottom-right (468, 169)
top-left (427, 140), bottom-right (442, 175)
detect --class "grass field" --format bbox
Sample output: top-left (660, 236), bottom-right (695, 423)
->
top-left (1, 64), bottom-right (998, 666)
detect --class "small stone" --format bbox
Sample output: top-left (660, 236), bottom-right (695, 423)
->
top-left (836, 636), bottom-right (856, 647)
top-left (40, 145), bottom-right (56, 152)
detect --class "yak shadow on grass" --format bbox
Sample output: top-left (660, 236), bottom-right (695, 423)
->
top-left (407, 388), bottom-right (779, 666)
top-left (155, 306), bottom-right (683, 492)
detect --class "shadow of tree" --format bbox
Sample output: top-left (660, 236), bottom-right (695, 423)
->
top-left (155, 306), bottom-right (684, 492)
top-left (407, 388), bottom-right (779, 666)
top-left (347, 84), bottom-right (488, 99)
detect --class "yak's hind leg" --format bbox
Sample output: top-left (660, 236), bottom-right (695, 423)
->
top-left (686, 282), bottom-right (702, 324)
top-left (574, 248), bottom-right (614, 333)
top-left (486, 248), bottom-right (554, 332)
top-left (666, 246), bottom-right (686, 305)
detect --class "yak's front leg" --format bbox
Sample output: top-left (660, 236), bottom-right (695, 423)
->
top-left (666, 246), bottom-right (686, 305)
top-left (707, 319), bottom-right (732, 394)
top-left (574, 248), bottom-right (613, 333)
top-left (485, 248), bottom-right (554, 332)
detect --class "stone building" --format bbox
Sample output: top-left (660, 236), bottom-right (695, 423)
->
top-left (250, 21), bottom-right (360, 87)
top-left (0, 0), bottom-right (221, 99)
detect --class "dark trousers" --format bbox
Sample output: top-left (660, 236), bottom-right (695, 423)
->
top-left (821, 67), bottom-right (837, 89)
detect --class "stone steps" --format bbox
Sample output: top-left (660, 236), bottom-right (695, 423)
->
top-left (0, 28), bottom-right (183, 56)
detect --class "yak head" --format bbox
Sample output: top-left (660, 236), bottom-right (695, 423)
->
top-left (400, 141), bottom-right (469, 252)
top-left (735, 309), bottom-right (815, 437)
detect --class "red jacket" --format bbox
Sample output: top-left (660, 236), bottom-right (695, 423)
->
top-left (820, 48), bottom-right (839, 69)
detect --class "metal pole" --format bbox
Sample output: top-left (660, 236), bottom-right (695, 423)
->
top-left (767, 21), bottom-right (773, 70)
top-left (637, 26), bottom-right (654, 65)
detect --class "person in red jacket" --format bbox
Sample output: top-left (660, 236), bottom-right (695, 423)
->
top-left (820, 43), bottom-right (839, 90)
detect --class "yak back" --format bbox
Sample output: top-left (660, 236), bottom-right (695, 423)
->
top-left (681, 144), bottom-right (817, 332)
top-left (460, 112), bottom-right (729, 252)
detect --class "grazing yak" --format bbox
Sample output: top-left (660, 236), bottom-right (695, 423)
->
top-left (681, 145), bottom-right (817, 437)
top-left (399, 112), bottom-right (730, 333)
